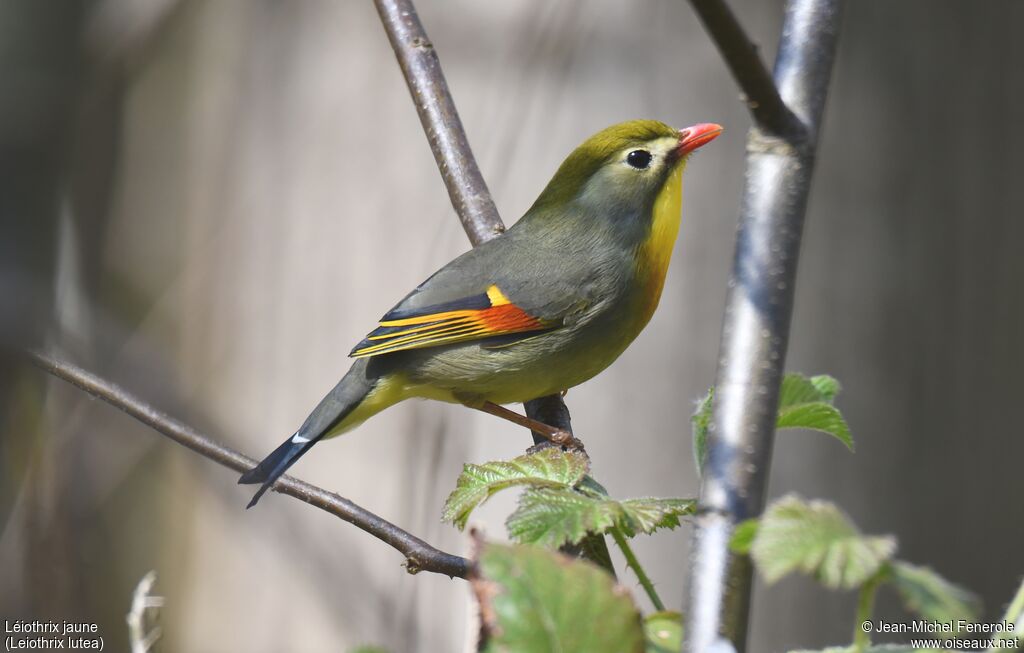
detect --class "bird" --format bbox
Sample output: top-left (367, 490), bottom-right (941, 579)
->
top-left (239, 119), bottom-right (722, 507)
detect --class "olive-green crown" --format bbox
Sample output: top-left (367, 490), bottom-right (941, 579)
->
top-left (530, 119), bottom-right (679, 210)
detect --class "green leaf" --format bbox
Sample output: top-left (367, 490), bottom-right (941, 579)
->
top-left (507, 489), bottom-right (612, 548)
top-left (620, 497), bottom-right (698, 535)
top-left (810, 374), bottom-right (840, 401)
top-left (779, 373), bottom-right (834, 407)
top-left (729, 519), bottom-right (759, 554)
top-left (692, 389), bottom-right (713, 475)
top-left (507, 489), bottom-right (696, 549)
top-left (691, 374), bottom-right (850, 478)
top-left (777, 402), bottom-right (854, 451)
top-left (750, 495), bottom-right (896, 589)
top-left (349, 648), bottom-right (389, 653)
top-left (644, 611), bottom-right (683, 653)
top-left (889, 561), bottom-right (980, 624)
top-left (442, 449), bottom-right (589, 529)
top-left (475, 542), bottom-right (645, 653)
top-left (777, 373), bottom-right (854, 451)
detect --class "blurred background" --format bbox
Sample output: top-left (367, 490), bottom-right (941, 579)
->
top-left (1, 0), bottom-right (1021, 651)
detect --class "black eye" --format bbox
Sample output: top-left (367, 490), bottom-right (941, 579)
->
top-left (626, 150), bottom-right (652, 169)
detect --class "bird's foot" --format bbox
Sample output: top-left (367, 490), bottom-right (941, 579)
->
top-left (470, 400), bottom-right (584, 452)
top-left (551, 429), bottom-right (584, 450)
top-left (529, 430), bottom-right (585, 454)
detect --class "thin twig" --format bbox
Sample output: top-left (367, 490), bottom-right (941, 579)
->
top-left (28, 349), bottom-right (470, 579)
top-left (685, 0), bottom-right (844, 651)
top-left (688, 0), bottom-right (802, 137)
top-left (372, 0), bottom-right (503, 246)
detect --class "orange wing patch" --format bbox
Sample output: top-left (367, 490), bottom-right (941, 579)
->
top-left (350, 285), bottom-right (549, 358)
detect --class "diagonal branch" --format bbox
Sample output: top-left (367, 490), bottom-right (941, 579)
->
top-left (689, 0), bottom-right (802, 137)
top-left (28, 349), bottom-right (469, 579)
top-left (372, 0), bottom-right (503, 246)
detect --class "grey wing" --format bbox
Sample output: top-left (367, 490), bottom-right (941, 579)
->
top-left (386, 228), bottom-right (595, 322)
top-left (348, 230), bottom-right (599, 358)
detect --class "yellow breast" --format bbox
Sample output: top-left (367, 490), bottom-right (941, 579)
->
top-left (635, 164), bottom-right (683, 324)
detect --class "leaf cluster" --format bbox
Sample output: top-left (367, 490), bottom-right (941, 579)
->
top-left (443, 449), bottom-right (694, 549)
top-left (732, 495), bottom-right (989, 653)
top-left (437, 372), bottom-right (1022, 653)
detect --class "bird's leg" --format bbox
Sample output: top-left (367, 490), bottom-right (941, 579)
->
top-left (473, 401), bottom-right (583, 450)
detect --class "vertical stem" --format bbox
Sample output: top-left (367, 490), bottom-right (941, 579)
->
top-left (853, 575), bottom-right (880, 653)
top-left (685, 0), bottom-right (844, 651)
top-left (611, 527), bottom-right (665, 611)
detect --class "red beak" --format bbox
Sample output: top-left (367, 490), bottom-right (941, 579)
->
top-left (678, 122), bottom-right (723, 156)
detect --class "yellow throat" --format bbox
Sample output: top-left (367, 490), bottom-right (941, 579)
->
top-left (637, 164), bottom-right (683, 322)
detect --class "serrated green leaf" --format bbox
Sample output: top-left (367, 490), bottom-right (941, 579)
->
top-left (692, 389), bottom-right (713, 476)
top-left (507, 489), bottom-right (618, 548)
top-left (730, 519), bottom-right (759, 554)
top-left (889, 561), bottom-right (980, 624)
top-left (442, 449), bottom-right (589, 529)
top-left (777, 373), bottom-right (853, 450)
top-left (692, 374), bottom-right (850, 478)
top-left (644, 611), bottom-right (683, 653)
top-left (751, 495), bottom-right (896, 589)
top-left (507, 489), bottom-right (696, 548)
top-left (810, 375), bottom-right (840, 401)
top-left (776, 402), bottom-right (854, 451)
top-left (779, 373), bottom-right (832, 407)
top-left (475, 542), bottom-right (645, 653)
top-left (620, 497), bottom-right (697, 535)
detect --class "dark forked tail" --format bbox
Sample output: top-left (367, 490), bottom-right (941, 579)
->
top-left (239, 358), bottom-right (376, 508)
top-left (238, 433), bottom-right (321, 508)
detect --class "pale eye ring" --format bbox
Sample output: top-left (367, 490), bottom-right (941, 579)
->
top-left (626, 149), bottom-right (652, 170)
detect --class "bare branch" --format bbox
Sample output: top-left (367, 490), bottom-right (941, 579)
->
top-left (372, 0), bottom-right (503, 246)
top-left (685, 0), bottom-right (844, 651)
top-left (28, 349), bottom-right (470, 579)
top-left (688, 0), bottom-right (802, 137)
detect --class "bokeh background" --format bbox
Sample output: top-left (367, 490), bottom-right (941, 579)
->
top-left (2, 1), bottom-right (1022, 651)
